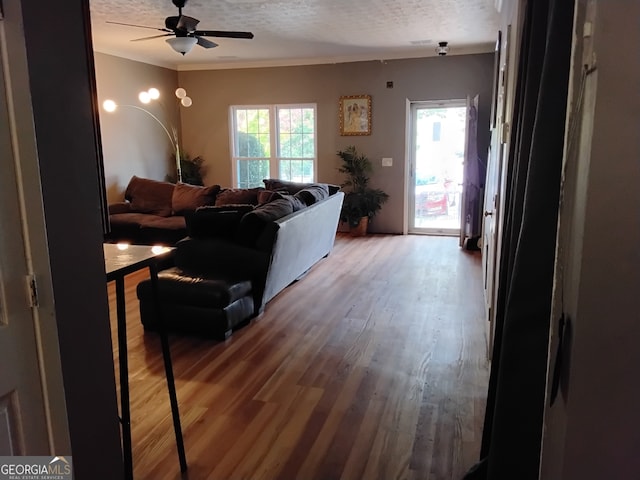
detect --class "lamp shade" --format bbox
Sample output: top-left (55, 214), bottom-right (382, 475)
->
top-left (166, 37), bottom-right (197, 55)
top-left (103, 100), bottom-right (117, 112)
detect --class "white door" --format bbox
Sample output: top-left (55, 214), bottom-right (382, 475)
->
top-left (482, 26), bottom-right (512, 358)
top-left (0, 18), bottom-right (50, 454)
top-left (408, 100), bottom-right (467, 235)
top-left (481, 131), bottom-right (502, 358)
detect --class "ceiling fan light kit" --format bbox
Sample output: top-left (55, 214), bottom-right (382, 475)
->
top-left (167, 36), bottom-right (198, 55)
top-left (106, 0), bottom-right (254, 56)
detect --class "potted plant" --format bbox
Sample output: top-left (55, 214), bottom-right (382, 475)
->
top-left (166, 153), bottom-right (207, 185)
top-left (337, 146), bottom-right (389, 236)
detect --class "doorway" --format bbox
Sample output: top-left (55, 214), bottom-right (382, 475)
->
top-left (0, 16), bottom-right (50, 453)
top-left (408, 101), bottom-right (467, 235)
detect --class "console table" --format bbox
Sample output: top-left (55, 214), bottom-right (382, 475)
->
top-left (104, 244), bottom-right (187, 479)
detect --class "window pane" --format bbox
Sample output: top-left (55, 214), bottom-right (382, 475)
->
top-left (301, 133), bottom-right (314, 158)
top-left (279, 160), bottom-right (291, 181)
top-left (279, 133), bottom-right (291, 158)
top-left (237, 159), bottom-right (269, 188)
top-left (278, 107), bottom-right (314, 159)
top-left (235, 108), bottom-right (270, 157)
top-left (280, 159), bottom-right (314, 183)
top-left (279, 109), bottom-right (292, 133)
top-left (433, 121), bottom-right (442, 142)
top-left (302, 160), bottom-right (313, 180)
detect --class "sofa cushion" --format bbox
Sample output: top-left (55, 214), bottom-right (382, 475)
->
top-left (136, 216), bottom-right (188, 245)
top-left (262, 178), bottom-right (308, 194)
top-left (172, 183), bottom-right (220, 215)
top-left (263, 178), bottom-right (340, 196)
top-left (139, 215), bottom-right (187, 231)
top-left (107, 212), bottom-right (187, 245)
top-left (108, 202), bottom-right (133, 215)
top-left (257, 189), bottom-right (285, 205)
top-left (125, 175), bottom-right (175, 217)
top-left (294, 184), bottom-right (329, 206)
top-left (108, 212), bottom-right (153, 240)
top-left (285, 194), bottom-right (307, 212)
top-left (327, 184), bottom-right (341, 195)
top-left (215, 187), bottom-right (263, 206)
top-left (236, 198), bottom-right (295, 247)
top-left (109, 212), bottom-right (160, 227)
top-left (188, 204), bottom-right (255, 239)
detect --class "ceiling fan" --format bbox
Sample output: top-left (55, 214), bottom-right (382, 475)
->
top-left (107, 0), bottom-right (254, 55)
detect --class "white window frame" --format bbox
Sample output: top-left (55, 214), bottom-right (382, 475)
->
top-left (229, 103), bottom-right (317, 188)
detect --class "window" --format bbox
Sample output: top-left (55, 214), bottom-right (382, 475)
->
top-left (230, 104), bottom-right (316, 188)
top-left (432, 121), bottom-right (442, 142)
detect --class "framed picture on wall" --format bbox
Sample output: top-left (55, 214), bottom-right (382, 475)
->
top-left (339, 95), bottom-right (372, 135)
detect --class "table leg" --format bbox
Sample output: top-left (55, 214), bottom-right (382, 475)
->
top-left (149, 263), bottom-right (187, 472)
top-left (116, 276), bottom-right (134, 480)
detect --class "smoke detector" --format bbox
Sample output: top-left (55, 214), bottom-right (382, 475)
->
top-left (436, 41), bottom-right (450, 56)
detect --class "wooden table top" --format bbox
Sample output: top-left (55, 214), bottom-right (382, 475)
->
top-left (104, 244), bottom-right (173, 279)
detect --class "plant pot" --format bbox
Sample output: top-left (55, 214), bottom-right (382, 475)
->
top-left (350, 216), bottom-right (369, 237)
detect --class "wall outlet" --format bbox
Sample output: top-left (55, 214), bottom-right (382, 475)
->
top-left (382, 157), bottom-right (393, 167)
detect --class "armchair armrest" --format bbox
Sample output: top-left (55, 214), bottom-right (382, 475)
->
top-left (108, 202), bottom-right (133, 215)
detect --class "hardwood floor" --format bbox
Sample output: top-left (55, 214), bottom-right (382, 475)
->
top-left (107, 234), bottom-right (489, 480)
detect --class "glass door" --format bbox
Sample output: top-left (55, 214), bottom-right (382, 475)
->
top-left (408, 100), bottom-right (467, 235)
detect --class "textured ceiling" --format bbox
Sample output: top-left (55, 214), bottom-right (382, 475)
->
top-left (89, 0), bottom-right (500, 71)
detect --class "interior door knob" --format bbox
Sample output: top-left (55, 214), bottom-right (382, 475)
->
top-left (484, 211), bottom-right (493, 217)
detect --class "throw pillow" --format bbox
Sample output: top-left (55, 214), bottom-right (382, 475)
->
top-left (294, 184), bottom-right (329, 206)
top-left (236, 198), bottom-right (295, 247)
top-left (215, 187), bottom-right (263, 206)
top-left (187, 204), bottom-right (255, 239)
top-left (262, 178), bottom-right (340, 196)
top-left (172, 183), bottom-right (221, 215)
top-left (257, 189), bottom-right (285, 205)
top-left (285, 194), bottom-right (307, 212)
top-left (327, 184), bottom-right (341, 195)
top-left (262, 178), bottom-right (308, 194)
top-left (125, 175), bottom-right (175, 217)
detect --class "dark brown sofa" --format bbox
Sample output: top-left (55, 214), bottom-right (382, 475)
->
top-left (106, 176), bottom-right (221, 245)
top-left (136, 179), bottom-right (344, 337)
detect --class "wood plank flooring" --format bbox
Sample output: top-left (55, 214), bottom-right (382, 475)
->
top-left (107, 234), bottom-right (489, 480)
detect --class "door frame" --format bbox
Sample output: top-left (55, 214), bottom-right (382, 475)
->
top-left (1, 0), bottom-right (70, 453)
top-left (406, 98), bottom-right (467, 236)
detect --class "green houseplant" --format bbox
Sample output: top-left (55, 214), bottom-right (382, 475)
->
top-left (166, 153), bottom-right (207, 185)
top-left (337, 146), bottom-right (389, 236)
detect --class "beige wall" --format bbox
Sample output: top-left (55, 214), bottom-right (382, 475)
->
top-left (94, 53), bottom-right (178, 202)
top-left (178, 55), bottom-right (494, 233)
top-left (93, 53), bottom-right (493, 231)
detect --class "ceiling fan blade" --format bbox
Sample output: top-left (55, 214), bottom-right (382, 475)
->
top-left (106, 21), bottom-right (171, 33)
top-left (194, 30), bottom-right (254, 39)
top-left (177, 15), bottom-right (200, 32)
top-left (195, 36), bottom-right (218, 49)
top-left (131, 33), bottom-right (174, 42)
